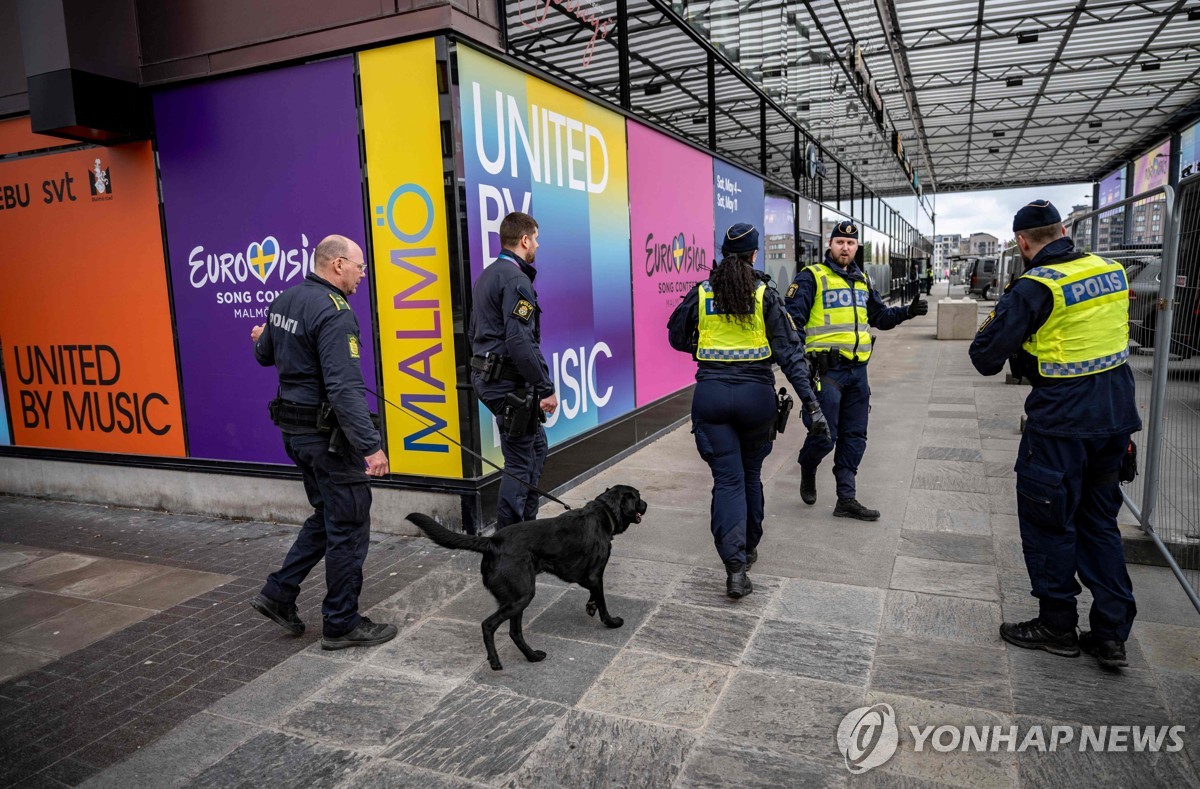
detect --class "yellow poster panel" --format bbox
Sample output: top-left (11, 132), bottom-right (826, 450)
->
top-left (359, 40), bottom-right (462, 478)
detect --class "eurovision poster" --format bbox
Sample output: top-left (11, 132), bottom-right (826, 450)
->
top-left (0, 143), bottom-right (185, 455)
top-left (359, 41), bottom-right (462, 478)
top-left (1133, 140), bottom-right (1171, 195)
top-left (628, 120), bottom-right (714, 407)
top-left (713, 159), bottom-right (765, 267)
top-left (1182, 121), bottom-right (1199, 180)
top-left (457, 46), bottom-right (635, 465)
top-left (1098, 168), bottom-right (1124, 208)
top-left (154, 58), bottom-right (376, 464)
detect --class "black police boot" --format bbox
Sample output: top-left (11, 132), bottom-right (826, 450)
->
top-left (321, 617), bottom-right (399, 650)
top-left (833, 498), bottom-right (880, 521)
top-left (999, 618), bottom-right (1080, 657)
top-left (250, 593), bottom-right (305, 635)
top-left (1079, 631), bottom-right (1128, 669)
top-left (800, 466), bottom-right (817, 506)
top-left (745, 549), bottom-right (757, 569)
top-left (724, 562), bottom-right (753, 599)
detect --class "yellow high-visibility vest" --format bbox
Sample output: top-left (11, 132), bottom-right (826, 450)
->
top-left (696, 281), bottom-right (770, 361)
top-left (1020, 254), bottom-right (1130, 378)
top-left (804, 263), bottom-right (872, 361)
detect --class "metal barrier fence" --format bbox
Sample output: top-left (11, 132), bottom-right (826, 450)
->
top-left (1071, 183), bottom-right (1200, 616)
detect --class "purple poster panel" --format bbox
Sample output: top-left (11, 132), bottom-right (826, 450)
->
top-left (155, 58), bottom-right (375, 463)
top-left (713, 160), bottom-right (765, 266)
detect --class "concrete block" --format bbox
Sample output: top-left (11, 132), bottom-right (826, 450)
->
top-left (937, 299), bottom-right (979, 339)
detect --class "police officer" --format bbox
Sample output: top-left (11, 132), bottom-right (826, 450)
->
top-left (786, 220), bottom-right (927, 520)
top-left (469, 212), bottom-right (558, 529)
top-left (669, 223), bottom-right (829, 598)
top-left (248, 234), bottom-right (398, 650)
top-left (970, 201), bottom-right (1139, 669)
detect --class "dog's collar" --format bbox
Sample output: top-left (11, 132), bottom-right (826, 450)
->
top-left (598, 500), bottom-right (621, 532)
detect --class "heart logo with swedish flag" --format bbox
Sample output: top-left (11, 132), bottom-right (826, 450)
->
top-left (247, 237), bottom-right (279, 284)
top-left (671, 233), bottom-right (686, 272)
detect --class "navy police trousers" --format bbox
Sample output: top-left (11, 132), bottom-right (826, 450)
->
top-left (798, 363), bottom-right (869, 501)
top-left (1015, 429), bottom-right (1137, 641)
top-left (261, 433), bottom-right (372, 638)
top-left (691, 380), bottom-right (776, 565)
top-left (485, 398), bottom-right (548, 529)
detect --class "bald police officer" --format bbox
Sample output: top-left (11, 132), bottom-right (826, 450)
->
top-left (785, 220), bottom-right (927, 520)
top-left (249, 234), bottom-right (398, 651)
top-left (469, 212), bottom-right (558, 529)
top-left (970, 201), bottom-right (1139, 669)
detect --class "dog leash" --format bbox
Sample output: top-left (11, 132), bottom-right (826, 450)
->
top-left (362, 385), bottom-right (573, 512)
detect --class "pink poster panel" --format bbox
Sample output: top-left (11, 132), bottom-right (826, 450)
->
top-left (628, 121), bottom-right (715, 406)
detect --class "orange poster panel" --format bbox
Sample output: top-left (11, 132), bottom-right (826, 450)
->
top-left (0, 117), bottom-right (78, 157)
top-left (0, 143), bottom-right (185, 456)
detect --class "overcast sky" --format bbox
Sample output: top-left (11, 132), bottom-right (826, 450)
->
top-left (886, 182), bottom-right (1092, 243)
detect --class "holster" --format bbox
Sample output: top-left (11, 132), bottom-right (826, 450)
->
top-left (771, 388), bottom-right (794, 440)
top-left (1119, 440), bottom-right (1138, 483)
top-left (328, 412), bottom-right (380, 458)
top-left (471, 353), bottom-right (525, 384)
top-left (500, 392), bottom-right (542, 438)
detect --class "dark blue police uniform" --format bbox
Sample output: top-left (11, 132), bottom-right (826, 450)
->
top-left (668, 271), bottom-right (818, 571)
top-left (786, 252), bottom-right (910, 502)
top-left (253, 273), bottom-right (382, 638)
top-left (469, 250), bottom-right (554, 528)
top-left (970, 236), bottom-right (1140, 642)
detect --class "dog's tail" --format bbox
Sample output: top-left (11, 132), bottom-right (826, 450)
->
top-left (406, 513), bottom-right (492, 554)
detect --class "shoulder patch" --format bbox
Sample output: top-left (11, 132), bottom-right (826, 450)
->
top-left (977, 310), bottom-right (996, 334)
top-left (328, 293), bottom-right (350, 311)
top-left (347, 334), bottom-right (361, 359)
top-left (786, 283), bottom-right (799, 299)
top-left (512, 299), bottom-right (535, 323)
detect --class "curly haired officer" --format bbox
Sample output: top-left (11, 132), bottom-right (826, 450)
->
top-left (669, 223), bottom-right (829, 598)
top-left (785, 220), bottom-right (926, 521)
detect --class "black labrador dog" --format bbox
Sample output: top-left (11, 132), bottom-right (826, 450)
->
top-left (406, 484), bottom-right (647, 670)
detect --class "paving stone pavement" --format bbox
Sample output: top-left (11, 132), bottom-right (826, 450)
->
top-left (0, 287), bottom-right (1196, 788)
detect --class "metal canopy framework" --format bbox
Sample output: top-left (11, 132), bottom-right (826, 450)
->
top-left (501, 0), bottom-right (936, 245)
top-left (503, 0), bottom-right (1200, 200)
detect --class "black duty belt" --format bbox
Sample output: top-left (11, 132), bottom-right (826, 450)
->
top-left (470, 355), bottom-right (526, 384)
top-left (269, 398), bottom-right (332, 431)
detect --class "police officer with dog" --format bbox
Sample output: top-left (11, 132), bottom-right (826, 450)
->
top-left (785, 220), bottom-right (927, 520)
top-left (469, 212), bottom-right (558, 529)
top-left (248, 234), bottom-right (398, 650)
top-left (970, 200), bottom-right (1139, 669)
top-left (669, 223), bottom-right (829, 598)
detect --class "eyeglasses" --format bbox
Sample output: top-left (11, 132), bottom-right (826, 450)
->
top-left (338, 256), bottom-right (368, 273)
